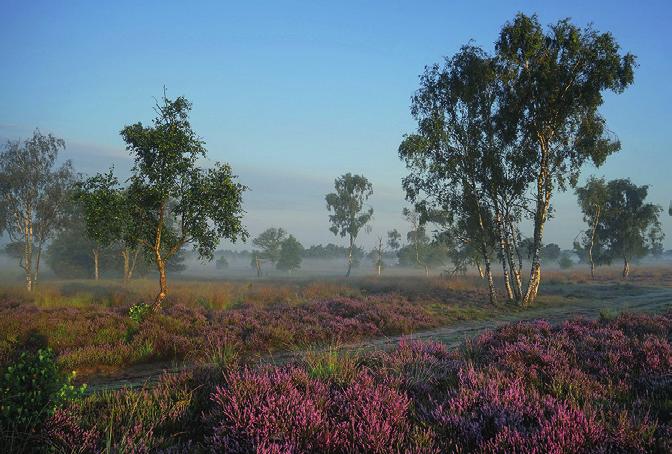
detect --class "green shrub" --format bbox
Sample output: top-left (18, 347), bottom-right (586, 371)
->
top-left (0, 348), bottom-right (86, 431)
top-left (129, 302), bottom-right (152, 324)
top-left (558, 253), bottom-right (574, 269)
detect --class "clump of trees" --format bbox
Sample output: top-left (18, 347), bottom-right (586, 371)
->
top-left (304, 243), bottom-right (365, 261)
top-left (325, 173), bottom-right (373, 277)
top-left (575, 178), bottom-right (663, 279)
top-left (0, 130), bottom-right (75, 291)
top-left (72, 169), bottom-right (143, 283)
top-left (400, 13), bottom-right (636, 305)
top-left (251, 228), bottom-right (304, 276)
top-left (251, 227), bottom-right (287, 276)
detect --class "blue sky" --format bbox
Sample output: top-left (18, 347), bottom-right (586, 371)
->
top-left (1, 0), bottom-right (671, 249)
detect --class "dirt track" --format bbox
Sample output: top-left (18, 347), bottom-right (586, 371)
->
top-left (86, 282), bottom-right (672, 393)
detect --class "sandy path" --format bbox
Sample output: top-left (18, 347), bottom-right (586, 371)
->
top-left (86, 283), bottom-right (672, 393)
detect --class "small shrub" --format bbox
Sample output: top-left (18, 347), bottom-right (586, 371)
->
top-left (304, 347), bottom-right (358, 384)
top-left (558, 253), bottom-right (574, 269)
top-left (0, 348), bottom-right (86, 431)
top-left (129, 302), bottom-right (152, 324)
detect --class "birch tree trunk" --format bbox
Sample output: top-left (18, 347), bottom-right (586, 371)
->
top-left (346, 235), bottom-right (353, 277)
top-left (92, 247), bottom-right (100, 281)
top-left (23, 215), bottom-right (33, 292)
top-left (588, 205), bottom-right (601, 281)
top-left (522, 155), bottom-right (552, 307)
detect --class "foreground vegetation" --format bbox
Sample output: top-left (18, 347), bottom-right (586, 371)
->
top-left (1, 309), bottom-right (670, 452)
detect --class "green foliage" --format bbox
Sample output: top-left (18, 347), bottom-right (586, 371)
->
top-left (541, 243), bottom-right (561, 262)
top-left (387, 229), bottom-right (402, 251)
top-left (326, 173), bottom-right (373, 276)
top-left (0, 130), bottom-right (76, 289)
top-left (121, 94), bottom-right (248, 261)
top-left (303, 243), bottom-right (365, 260)
top-left (325, 173), bottom-right (373, 242)
top-left (558, 252), bottom-right (574, 269)
top-left (497, 13), bottom-right (636, 189)
top-left (253, 228), bottom-right (287, 264)
top-left (72, 169), bottom-right (131, 250)
top-left (129, 302), bottom-right (152, 324)
top-left (304, 348), bottom-right (358, 384)
top-left (594, 179), bottom-right (664, 264)
top-left (120, 92), bottom-right (248, 301)
top-left (277, 235), bottom-right (304, 272)
top-left (0, 348), bottom-right (85, 431)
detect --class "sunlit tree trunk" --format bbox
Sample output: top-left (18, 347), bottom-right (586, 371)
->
top-left (622, 255), bottom-right (630, 279)
top-left (507, 222), bottom-right (523, 300)
top-left (346, 235), bottom-right (353, 277)
top-left (153, 203), bottom-right (167, 308)
top-left (522, 150), bottom-right (552, 307)
top-left (494, 210), bottom-right (514, 302)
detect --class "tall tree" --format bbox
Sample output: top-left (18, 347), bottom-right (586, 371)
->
top-left (0, 130), bottom-right (75, 291)
top-left (276, 235), bottom-right (304, 274)
top-left (597, 179), bottom-right (663, 278)
top-left (497, 13), bottom-right (636, 305)
top-left (399, 45), bottom-right (502, 302)
top-left (120, 93), bottom-right (247, 308)
top-left (576, 177), bottom-right (609, 279)
top-left (325, 173), bottom-right (373, 277)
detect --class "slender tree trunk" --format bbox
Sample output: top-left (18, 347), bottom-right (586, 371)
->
top-left (34, 243), bottom-right (43, 288)
top-left (345, 235), bottom-right (354, 277)
top-left (476, 261), bottom-right (484, 279)
top-left (122, 248), bottom-right (130, 286)
top-left (129, 247), bottom-right (140, 280)
top-left (510, 229), bottom-right (523, 299)
top-left (156, 257), bottom-right (168, 306)
top-left (474, 200), bottom-right (496, 305)
top-left (23, 216), bottom-right (33, 292)
top-left (482, 251), bottom-right (496, 305)
top-left (153, 202), bottom-right (167, 309)
top-left (495, 210), bottom-right (514, 302)
top-left (622, 255), bottom-right (630, 279)
top-left (92, 247), bottom-right (100, 281)
top-left (522, 159), bottom-right (552, 307)
top-left (588, 206), bottom-right (601, 281)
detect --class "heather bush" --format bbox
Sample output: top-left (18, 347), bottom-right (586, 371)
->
top-left (11, 310), bottom-right (670, 452)
top-left (207, 367), bottom-right (417, 453)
